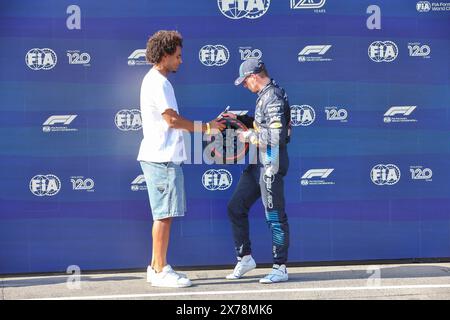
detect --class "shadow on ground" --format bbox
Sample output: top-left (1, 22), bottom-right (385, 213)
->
top-left (1, 265), bottom-right (449, 288)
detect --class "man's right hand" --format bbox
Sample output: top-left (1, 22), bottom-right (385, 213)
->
top-left (221, 112), bottom-right (237, 119)
top-left (208, 119), bottom-right (226, 132)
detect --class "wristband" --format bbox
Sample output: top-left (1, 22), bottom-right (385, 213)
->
top-left (206, 122), bottom-right (211, 134)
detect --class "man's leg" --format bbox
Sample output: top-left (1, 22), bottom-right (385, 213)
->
top-left (151, 217), bottom-right (173, 272)
top-left (141, 161), bottom-right (191, 287)
top-left (258, 167), bottom-right (290, 283)
top-left (226, 166), bottom-right (261, 279)
top-left (259, 168), bottom-right (289, 265)
top-left (227, 166), bottom-right (261, 257)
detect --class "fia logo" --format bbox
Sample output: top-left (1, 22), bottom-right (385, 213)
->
top-left (410, 166), bottom-right (432, 182)
top-left (71, 177), bottom-right (95, 192)
top-left (325, 107), bottom-right (348, 122)
top-left (42, 115), bottom-right (78, 132)
top-left (301, 169), bottom-right (335, 186)
top-left (131, 175), bottom-right (147, 191)
top-left (218, 0), bottom-right (270, 20)
top-left (30, 174), bottom-right (61, 196)
top-left (115, 109), bottom-right (142, 131)
top-left (202, 169), bottom-right (233, 191)
top-left (199, 45), bottom-right (230, 67)
top-left (67, 50), bottom-right (91, 66)
top-left (371, 164), bottom-right (401, 186)
top-left (417, 2), bottom-right (450, 11)
top-left (416, 1), bottom-right (431, 12)
top-left (368, 41), bottom-right (398, 63)
top-left (290, 105), bottom-right (316, 127)
top-left (26, 48), bottom-right (57, 70)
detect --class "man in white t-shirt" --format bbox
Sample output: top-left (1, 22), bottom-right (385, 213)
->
top-left (138, 30), bottom-right (225, 288)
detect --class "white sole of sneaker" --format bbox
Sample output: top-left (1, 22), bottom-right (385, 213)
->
top-left (259, 278), bottom-right (288, 284)
top-left (147, 271), bottom-right (186, 282)
top-left (225, 263), bottom-right (257, 280)
top-left (151, 283), bottom-right (192, 288)
top-left (225, 275), bottom-right (242, 280)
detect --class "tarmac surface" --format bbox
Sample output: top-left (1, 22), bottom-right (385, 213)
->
top-left (1, 263), bottom-right (450, 300)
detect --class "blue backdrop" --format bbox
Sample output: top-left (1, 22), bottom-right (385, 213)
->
top-left (1, 0), bottom-right (449, 274)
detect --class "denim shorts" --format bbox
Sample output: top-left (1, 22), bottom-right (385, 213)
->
top-left (140, 161), bottom-right (186, 220)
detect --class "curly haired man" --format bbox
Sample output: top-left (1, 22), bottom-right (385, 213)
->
top-left (138, 30), bottom-right (224, 288)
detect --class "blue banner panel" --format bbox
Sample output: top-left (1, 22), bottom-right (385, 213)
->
top-left (1, 0), bottom-right (449, 274)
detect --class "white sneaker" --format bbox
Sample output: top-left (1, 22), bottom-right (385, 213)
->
top-left (226, 255), bottom-right (256, 279)
top-left (147, 265), bottom-right (187, 283)
top-left (259, 264), bottom-right (288, 284)
top-left (146, 265), bottom-right (155, 283)
top-left (151, 265), bottom-right (192, 288)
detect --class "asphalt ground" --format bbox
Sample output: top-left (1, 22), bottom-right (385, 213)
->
top-left (1, 263), bottom-right (450, 301)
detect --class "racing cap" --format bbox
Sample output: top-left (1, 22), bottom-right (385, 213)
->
top-left (234, 58), bottom-right (265, 86)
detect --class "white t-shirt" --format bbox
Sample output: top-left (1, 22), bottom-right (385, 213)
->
top-left (137, 68), bottom-right (187, 163)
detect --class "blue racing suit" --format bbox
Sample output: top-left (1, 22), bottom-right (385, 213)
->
top-left (227, 79), bottom-right (291, 264)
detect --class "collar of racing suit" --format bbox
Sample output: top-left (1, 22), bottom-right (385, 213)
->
top-left (257, 78), bottom-right (276, 97)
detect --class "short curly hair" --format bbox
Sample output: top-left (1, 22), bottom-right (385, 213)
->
top-left (146, 30), bottom-right (183, 64)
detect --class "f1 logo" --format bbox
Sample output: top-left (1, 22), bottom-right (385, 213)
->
top-left (298, 45), bottom-right (331, 56)
top-left (128, 49), bottom-right (146, 60)
top-left (43, 115), bottom-right (77, 126)
top-left (131, 175), bottom-right (146, 185)
top-left (131, 175), bottom-right (147, 191)
top-left (302, 169), bottom-right (334, 179)
top-left (128, 49), bottom-right (150, 66)
top-left (384, 106), bottom-right (416, 117)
